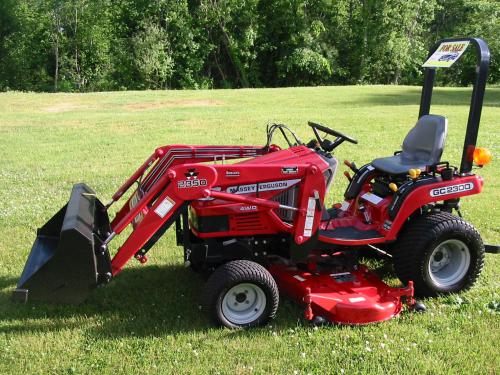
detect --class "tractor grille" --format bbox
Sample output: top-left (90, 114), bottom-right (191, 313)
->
top-left (272, 185), bottom-right (299, 222)
top-left (233, 213), bottom-right (266, 231)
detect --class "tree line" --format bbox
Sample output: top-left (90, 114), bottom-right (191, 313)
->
top-left (0, 0), bottom-right (498, 92)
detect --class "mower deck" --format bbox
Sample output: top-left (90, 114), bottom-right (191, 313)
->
top-left (269, 263), bottom-right (414, 325)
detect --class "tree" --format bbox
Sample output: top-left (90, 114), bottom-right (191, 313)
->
top-left (132, 22), bottom-right (173, 89)
top-left (0, 0), bottom-right (498, 91)
top-left (433, 0), bottom-right (500, 85)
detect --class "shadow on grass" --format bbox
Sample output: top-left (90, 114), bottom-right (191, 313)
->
top-left (0, 259), bottom-right (404, 338)
top-left (0, 265), bottom-right (211, 337)
top-left (0, 264), bottom-right (306, 338)
top-left (346, 86), bottom-right (500, 107)
top-left (0, 276), bottom-right (18, 290)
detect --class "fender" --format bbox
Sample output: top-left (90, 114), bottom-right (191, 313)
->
top-left (386, 174), bottom-right (483, 240)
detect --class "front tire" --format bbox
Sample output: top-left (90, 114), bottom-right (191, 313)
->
top-left (393, 212), bottom-right (484, 297)
top-left (203, 260), bottom-right (279, 329)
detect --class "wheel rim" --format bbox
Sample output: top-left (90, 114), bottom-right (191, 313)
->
top-left (428, 239), bottom-right (471, 288)
top-left (221, 283), bottom-right (266, 325)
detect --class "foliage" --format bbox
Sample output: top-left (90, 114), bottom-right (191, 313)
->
top-left (131, 22), bottom-right (173, 89)
top-left (0, 0), bottom-right (499, 91)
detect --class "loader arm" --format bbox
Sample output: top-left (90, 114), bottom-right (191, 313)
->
top-left (109, 145), bottom-right (267, 229)
top-left (109, 159), bottom-right (327, 275)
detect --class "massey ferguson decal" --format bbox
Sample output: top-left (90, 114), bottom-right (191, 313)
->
top-left (281, 166), bottom-right (298, 174)
top-left (184, 169), bottom-right (199, 179)
top-left (226, 179), bottom-right (301, 194)
top-left (430, 182), bottom-right (474, 197)
top-left (178, 168), bottom-right (208, 188)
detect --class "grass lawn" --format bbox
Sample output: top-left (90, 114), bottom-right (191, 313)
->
top-left (0, 86), bottom-right (499, 374)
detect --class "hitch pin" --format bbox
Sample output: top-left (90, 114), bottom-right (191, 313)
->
top-left (101, 232), bottom-right (116, 252)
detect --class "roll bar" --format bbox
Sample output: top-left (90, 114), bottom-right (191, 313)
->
top-left (418, 37), bottom-right (490, 174)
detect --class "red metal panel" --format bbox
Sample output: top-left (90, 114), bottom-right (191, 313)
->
top-left (386, 174), bottom-right (483, 239)
top-left (269, 263), bottom-right (413, 324)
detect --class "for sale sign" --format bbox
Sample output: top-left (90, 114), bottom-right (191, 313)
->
top-left (423, 41), bottom-right (470, 68)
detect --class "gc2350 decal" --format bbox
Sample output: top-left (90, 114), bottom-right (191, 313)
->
top-left (178, 179), bottom-right (208, 189)
top-left (430, 182), bottom-right (473, 197)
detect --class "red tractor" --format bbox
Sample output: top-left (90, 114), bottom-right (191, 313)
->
top-left (15, 38), bottom-right (498, 328)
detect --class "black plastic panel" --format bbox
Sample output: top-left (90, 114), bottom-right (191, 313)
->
top-left (319, 227), bottom-right (382, 240)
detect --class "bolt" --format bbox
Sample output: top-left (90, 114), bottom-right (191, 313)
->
top-left (167, 169), bottom-right (176, 179)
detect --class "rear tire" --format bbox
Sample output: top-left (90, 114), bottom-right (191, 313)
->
top-left (393, 212), bottom-right (484, 297)
top-left (203, 260), bottom-right (279, 329)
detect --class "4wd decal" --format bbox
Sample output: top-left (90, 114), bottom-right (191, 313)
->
top-left (240, 205), bottom-right (257, 211)
top-left (226, 179), bottom-right (301, 194)
top-left (430, 182), bottom-right (473, 197)
top-left (281, 166), bottom-right (298, 174)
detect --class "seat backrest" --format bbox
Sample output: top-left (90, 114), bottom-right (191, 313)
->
top-left (401, 114), bottom-right (448, 164)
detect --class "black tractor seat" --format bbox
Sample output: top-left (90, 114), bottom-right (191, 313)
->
top-left (371, 115), bottom-right (448, 175)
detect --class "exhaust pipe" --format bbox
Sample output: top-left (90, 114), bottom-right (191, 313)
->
top-left (13, 183), bottom-right (112, 304)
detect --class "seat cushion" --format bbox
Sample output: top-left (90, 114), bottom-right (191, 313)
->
top-left (371, 154), bottom-right (427, 175)
top-left (371, 115), bottom-right (447, 175)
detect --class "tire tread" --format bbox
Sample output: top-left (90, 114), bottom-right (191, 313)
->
top-left (203, 260), bottom-right (279, 328)
top-left (393, 212), bottom-right (484, 296)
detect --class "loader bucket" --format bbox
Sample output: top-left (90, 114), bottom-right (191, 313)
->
top-left (13, 183), bottom-right (112, 304)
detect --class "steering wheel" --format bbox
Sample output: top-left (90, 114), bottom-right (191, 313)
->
top-left (308, 121), bottom-right (358, 152)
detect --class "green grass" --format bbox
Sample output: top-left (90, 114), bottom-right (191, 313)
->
top-left (0, 86), bottom-right (499, 374)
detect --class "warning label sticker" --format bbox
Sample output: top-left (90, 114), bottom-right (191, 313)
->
top-left (154, 196), bottom-right (175, 218)
top-left (303, 197), bottom-right (316, 238)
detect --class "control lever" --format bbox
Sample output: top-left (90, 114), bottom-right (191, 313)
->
top-left (358, 203), bottom-right (372, 224)
top-left (344, 160), bottom-right (359, 173)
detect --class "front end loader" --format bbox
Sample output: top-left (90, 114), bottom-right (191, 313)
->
top-left (14, 37), bottom-right (498, 328)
